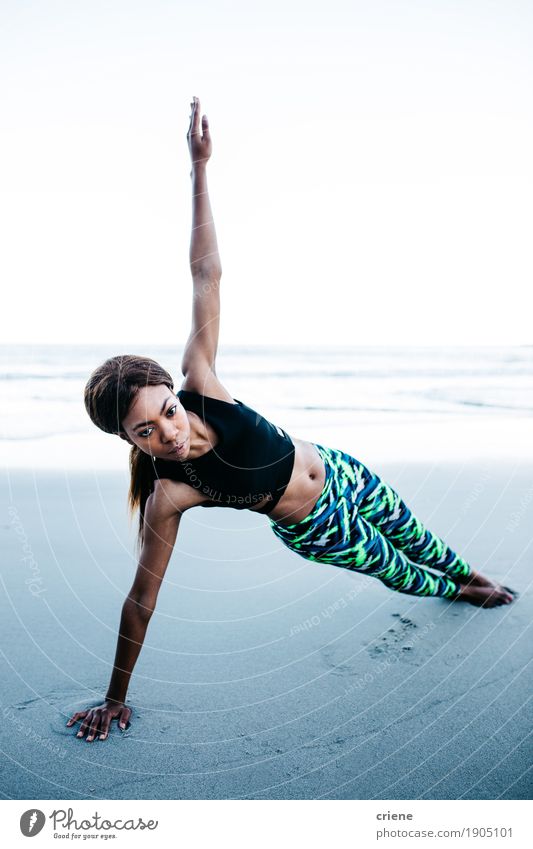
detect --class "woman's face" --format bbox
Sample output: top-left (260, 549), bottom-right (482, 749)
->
top-left (121, 384), bottom-right (191, 460)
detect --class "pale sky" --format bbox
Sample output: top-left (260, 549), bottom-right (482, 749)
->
top-left (1, 0), bottom-right (531, 346)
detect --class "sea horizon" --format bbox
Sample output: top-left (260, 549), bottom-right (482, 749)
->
top-left (1, 343), bottom-right (531, 471)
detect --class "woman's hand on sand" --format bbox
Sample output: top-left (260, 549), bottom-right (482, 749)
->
top-left (187, 95), bottom-right (212, 169)
top-left (67, 700), bottom-right (131, 742)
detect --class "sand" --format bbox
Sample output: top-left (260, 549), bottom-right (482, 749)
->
top-left (1, 462), bottom-right (531, 800)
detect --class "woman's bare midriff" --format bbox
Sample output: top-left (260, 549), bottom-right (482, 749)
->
top-left (249, 438), bottom-right (325, 525)
top-left (162, 436), bottom-right (326, 524)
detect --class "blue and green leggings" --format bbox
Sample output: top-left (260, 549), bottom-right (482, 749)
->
top-left (269, 444), bottom-right (472, 599)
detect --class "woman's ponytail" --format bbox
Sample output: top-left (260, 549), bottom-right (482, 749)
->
top-left (128, 444), bottom-right (157, 552)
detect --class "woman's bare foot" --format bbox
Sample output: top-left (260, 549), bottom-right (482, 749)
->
top-left (456, 582), bottom-right (515, 607)
top-left (456, 569), bottom-right (499, 589)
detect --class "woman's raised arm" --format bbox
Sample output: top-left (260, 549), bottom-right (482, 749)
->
top-left (182, 96), bottom-right (222, 378)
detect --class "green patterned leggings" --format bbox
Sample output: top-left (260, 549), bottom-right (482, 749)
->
top-left (269, 444), bottom-right (472, 599)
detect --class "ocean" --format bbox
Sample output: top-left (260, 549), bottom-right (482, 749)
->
top-left (1, 344), bottom-right (531, 471)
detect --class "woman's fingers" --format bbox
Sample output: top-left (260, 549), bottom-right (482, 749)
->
top-left (187, 96), bottom-right (201, 137)
top-left (99, 714), bottom-right (112, 741)
top-left (119, 706), bottom-right (132, 730)
top-left (193, 97), bottom-right (201, 135)
top-left (186, 97), bottom-right (212, 165)
top-left (67, 705), bottom-right (131, 743)
top-left (76, 711), bottom-right (94, 738)
top-left (69, 703), bottom-right (130, 741)
top-left (66, 710), bottom-right (88, 727)
top-left (188, 99), bottom-right (196, 136)
top-left (86, 713), bottom-right (101, 743)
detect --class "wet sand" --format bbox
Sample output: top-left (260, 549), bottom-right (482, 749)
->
top-left (1, 463), bottom-right (531, 800)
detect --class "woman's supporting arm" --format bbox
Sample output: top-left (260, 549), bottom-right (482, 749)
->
top-left (105, 490), bottom-right (181, 703)
top-left (67, 483), bottom-right (182, 741)
top-left (66, 607), bottom-right (155, 741)
top-left (103, 596), bottom-right (154, 705)
top-left (182, 96), bottom-right (222, 375)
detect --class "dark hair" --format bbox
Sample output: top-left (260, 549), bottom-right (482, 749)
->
top-left (84, 355), bottom-right (175, 549)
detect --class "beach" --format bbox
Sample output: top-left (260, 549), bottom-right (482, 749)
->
top-left (1, 344), bottom-right (531, 799)
top-left (1, 460), bottom-right (531, 800)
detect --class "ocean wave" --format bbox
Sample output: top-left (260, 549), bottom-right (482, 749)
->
top-left (2, 366), bottom-right (531, 383)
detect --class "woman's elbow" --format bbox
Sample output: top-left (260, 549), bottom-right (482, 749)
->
top-left (124, 593), bottom-right (157, 622)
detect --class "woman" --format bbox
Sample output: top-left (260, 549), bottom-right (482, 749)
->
top-left (67, 97), bottom-right (515, 743)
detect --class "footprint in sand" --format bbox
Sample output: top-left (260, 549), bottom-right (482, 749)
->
top-left (319, 615), bottom-right (420, 674)
top-left (365, 615), bottom-right (418, 659)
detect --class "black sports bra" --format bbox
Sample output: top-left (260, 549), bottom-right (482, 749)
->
top-left (153, 389), bottom-right (296, 514)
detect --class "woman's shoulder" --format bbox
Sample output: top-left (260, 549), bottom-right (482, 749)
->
top-left (180, 365), bottom-right (237, 404)
top-left (151, 477), bottom-right (211, 514)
